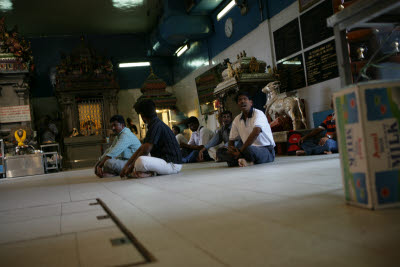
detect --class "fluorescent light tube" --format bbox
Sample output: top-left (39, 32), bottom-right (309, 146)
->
top-left (217, 0), bottom-right (236, 21)
top-left (0, 0), bottom-right (13, 11)
top-left (176, 45), bottom-right (189, 57)
top-left (119, 62), bottom-right (151, 68)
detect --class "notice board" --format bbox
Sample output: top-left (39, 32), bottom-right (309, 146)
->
top-left (0, 105), bottom-right (31, 123)
top-left (277, 54), bottom-right (306, 92)
top-left (300, 0), bottom-right (334, 49)
top-left (305, 40), bottom-right (339, 86)
top-left (273, 19), bottom-right (302, 61)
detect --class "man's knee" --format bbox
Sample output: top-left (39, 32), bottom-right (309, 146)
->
top-left (103, 158), bottom-right (115, 171)
top-left (134, 156), bottom-right (146, 171)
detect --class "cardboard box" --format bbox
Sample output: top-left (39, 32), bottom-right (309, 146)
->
top-left (333, 80), bottom-right (400, 209)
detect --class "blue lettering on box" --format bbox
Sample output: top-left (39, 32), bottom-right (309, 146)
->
top-left (352, 173), bottom-right (368, 204)
top-left (365, 88), bottom-right (393, 121)
top-left (375, 170), bottom-right (400, 204)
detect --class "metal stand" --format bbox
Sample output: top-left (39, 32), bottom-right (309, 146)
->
top-left (0, 139), bottom-right (5, 178)
top-left (327, 0), bottom-right (400, 87)
top-left (41, 143), bottom-right (62, 173)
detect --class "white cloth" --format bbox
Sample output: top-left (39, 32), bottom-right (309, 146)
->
top-left (230, 108), bottom-right (275, 147)
top-left (208, 143), bottom-right (224, 160)
top-left (188, 126), bottom-right (214, 146)
top-left (175, 133), bottom-right (188, 145)
top-left (134, 156), bottom-right (182, 175)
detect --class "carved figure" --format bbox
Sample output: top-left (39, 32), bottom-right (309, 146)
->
top-left (262, 81), bottom-right (307, 130)
top-left (227, 62), bottom-right (235, 78)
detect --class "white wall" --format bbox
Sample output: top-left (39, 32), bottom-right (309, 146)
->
top-left (173, 0), bottom-right (340, 131)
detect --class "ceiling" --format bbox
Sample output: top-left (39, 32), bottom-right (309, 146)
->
top-left (0, 0), bottom-right (164, 37)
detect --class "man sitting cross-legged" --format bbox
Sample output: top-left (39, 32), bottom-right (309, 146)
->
top-left (296, 112), bottom-right (338, 156)
top-left (218, 92), bottom-right (276, 167)
top-left (95, 115), bottom-right (141, 178)
top-left (198, 110), bottom-right (234, 161)
top-left (180, 116), bottom-right (214, 163)
top-left (120, 100), bottom-right (182, 178)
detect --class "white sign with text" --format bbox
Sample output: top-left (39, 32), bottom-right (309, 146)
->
top-left (0, 105), bottom-right (31, 123)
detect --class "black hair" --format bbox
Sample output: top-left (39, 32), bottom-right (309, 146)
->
top-left (126, 117), bottom-right (132, 124)
top-left (221, 110), bottom-right (232, 117)
top-left (187, 116), bottom-right (199, 125)
top-left (235, 91), bottom-right (251, 103)
top-left (134, 99), bottom-right (156, 119)
top-left (172, 125), bottom-right (180, 133)
top-left (110, 115), bottom-right (125, 125)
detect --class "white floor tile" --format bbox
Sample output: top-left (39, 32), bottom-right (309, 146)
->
top-left (0, 203), bottom-right (61, 224)
top-left (0, 233), bottom-right (79, 267)
top-left (61, 209), bottom-right (114, 234)
top-left (0, 215), bottom-right (61, 244)
top-left (76, 227), bottom-right (146, 267)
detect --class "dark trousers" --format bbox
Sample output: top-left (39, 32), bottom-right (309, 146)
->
top-left (217, 142), bottom-right (275, 167)
top-left (182, 149), bottom-right (212, 163)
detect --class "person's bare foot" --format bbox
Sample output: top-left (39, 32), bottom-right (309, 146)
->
top-left (131, 171), bottom-right (155, 178)
top-left (296, 150), bottom-right (306, 156)
top-left (99, 172), bottom-right (117, 178)
top-left (324, 151), bottom-right (332, 155)
top-left (238, 158), bottom-right (254, 167)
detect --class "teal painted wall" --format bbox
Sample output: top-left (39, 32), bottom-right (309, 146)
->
top-left (29, 34), bottom-right (174, 98)
top-left (172, 0), bottom-right (296, 83)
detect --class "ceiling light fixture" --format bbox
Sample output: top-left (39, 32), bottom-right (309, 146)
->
top-left (119, 62), bottom-right (151, 68)
top-left (176, 45), bottom-right (189, 57)
top-left (217, 0), bottom-right (236, 21)
top-left (0, 0), bottom-right (13, 11)
top-left (112, 0), bottom-right (143, 9)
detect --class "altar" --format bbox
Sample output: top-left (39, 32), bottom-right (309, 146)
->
top-left (54, 37), bottom-right (119, 169)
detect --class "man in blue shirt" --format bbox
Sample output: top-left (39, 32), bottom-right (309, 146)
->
top-left (198, 110), bottom-right (233, 161)
top-left (95, 115), bottom-right (141, 178)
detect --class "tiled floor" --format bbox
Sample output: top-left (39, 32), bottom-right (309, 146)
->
top-left (0, 154), bottom-right (399, 267)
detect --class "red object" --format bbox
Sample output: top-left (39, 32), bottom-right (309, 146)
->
top-left (287, 132), bottom-right (303, 155)
top-left (270, 116), bottom-right (292, 132)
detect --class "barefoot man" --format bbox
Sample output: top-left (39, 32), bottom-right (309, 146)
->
top-left (218, 92), bottom-right (275, 167)
top-left (120, 100), bottom-right (182, 178)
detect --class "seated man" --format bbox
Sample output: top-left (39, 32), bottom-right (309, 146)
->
top-left (95, 115), bottom-right (141, 178)
top-left (218, 92), bottom-right (275, 167)
top-left (172, 125), bottom-right (188, 146)
top-left (172, 125), bottom-right (190, 158)
top-left (41, 115), bottom-right (58, 144)
top-left (198, 110), bottom-right (233, 161)
top-left (120, 100), bottom-right (182, 178)
top-left (180, 116), bottom-right (214, 163)
top-left (296, 112), bottom-right (338, 155)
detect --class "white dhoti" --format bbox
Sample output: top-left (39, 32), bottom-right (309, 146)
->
top-left (133, 156), bottom-right (182, 175)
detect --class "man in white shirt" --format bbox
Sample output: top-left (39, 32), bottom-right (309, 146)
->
top-left (172, 125), bottom-right (188, 145)
top-left (218, 92), bottom-right (275, 167)
top-left (180, 116), bottom-right (215, 163)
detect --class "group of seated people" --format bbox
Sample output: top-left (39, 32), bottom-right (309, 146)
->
top-left (95, 91), bottom-right (337, 178)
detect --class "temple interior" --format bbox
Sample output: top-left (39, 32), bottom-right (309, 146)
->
top-left (0, 0), bottom-right (399, 266)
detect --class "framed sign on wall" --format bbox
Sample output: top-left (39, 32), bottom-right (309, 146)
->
top-left (298, 0), bottom-right (320, 12)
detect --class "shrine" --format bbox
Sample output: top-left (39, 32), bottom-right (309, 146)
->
top-left (55, 37), bottom-right (119, 169)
